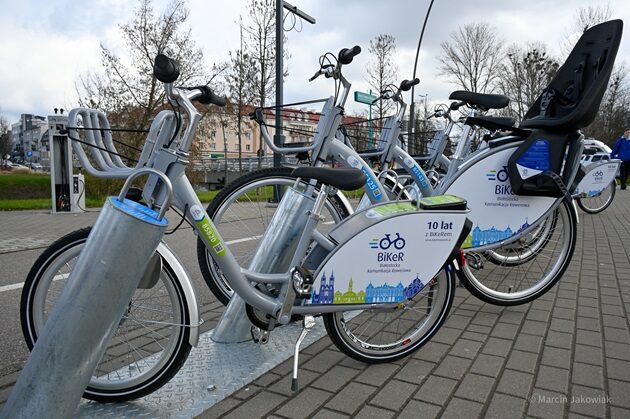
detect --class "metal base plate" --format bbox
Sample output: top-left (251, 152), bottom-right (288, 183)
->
top-left (75, 319), bottom-right (326, 418)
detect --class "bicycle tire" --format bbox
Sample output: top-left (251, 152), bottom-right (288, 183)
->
top-left (457, 198), bottom-right (577, 306)
top-left (577, 181), bottom-right (616, 214)
top-left (196, 167), bottom-right (351, 306)
top-left (323, 264), bottom-right (456, 363)
top-left (20, 228), bottom-right (192, 402)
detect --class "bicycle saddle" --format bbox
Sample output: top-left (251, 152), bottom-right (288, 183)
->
top-left (464, 115), bottom-right (516, 131)
top-left (292, 167), bottom-right (366, 191)
top-left (449, 91), bottom-right (509, 111)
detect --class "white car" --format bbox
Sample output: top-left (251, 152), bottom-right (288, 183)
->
top-left (583, 138), bottom-right (612, 154)
top-left (581, 152), bottom-right (611, 166)
top-left (8, 161), bottom-right (29, 170)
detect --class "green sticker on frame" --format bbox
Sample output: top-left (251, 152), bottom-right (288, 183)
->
top-left (196, 217), bottom-right (226, 257)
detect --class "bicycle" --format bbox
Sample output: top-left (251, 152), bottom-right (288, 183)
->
top-left (574, 160), bottom-right (619, 214)
top-left (205, 20), bottom-right (623, 308)
top-left (21, 49), bottom-right (473, 402)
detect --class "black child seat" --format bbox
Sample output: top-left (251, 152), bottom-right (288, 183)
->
top-left (507, 20), bottom-right (623, 198)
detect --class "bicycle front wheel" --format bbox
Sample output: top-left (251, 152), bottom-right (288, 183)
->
top-left (324, 265), bottom-right (456, 363)
top-left (20, 228), bottom-right (192, 402)
top-left (577, 181), bottom-right (616, 214)
top-left (458, 198), bottom-right (577, 306)
top-left (197, 167), bottom-right (351, 305)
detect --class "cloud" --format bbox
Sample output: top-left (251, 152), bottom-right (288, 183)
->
top-left (1, 0), bottom-right (628, 124)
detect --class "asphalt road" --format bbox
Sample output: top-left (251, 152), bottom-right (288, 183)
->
top-left (0, 200), bottom-right (341, 404)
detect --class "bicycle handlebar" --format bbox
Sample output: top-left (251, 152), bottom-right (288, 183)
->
top-left (154, 54), bottom-right (180, 84)
top-left (190, 85), bottom-right (227, 107)
top-left (400, 78), bottom-right (420, 92)
top-left (338, 45), bottom-right (361, 64)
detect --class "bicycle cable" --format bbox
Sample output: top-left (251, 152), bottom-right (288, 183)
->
top-left (165, 203), bottom-right (192, 235)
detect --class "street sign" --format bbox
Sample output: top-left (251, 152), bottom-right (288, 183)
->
top-left (26, 151), bottom-right (33, 157)
top-left (354, 91), bottom-right (378, 105)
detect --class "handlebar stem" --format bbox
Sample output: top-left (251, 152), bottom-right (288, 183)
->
top-left (163, 83), bottom-right (203, 153)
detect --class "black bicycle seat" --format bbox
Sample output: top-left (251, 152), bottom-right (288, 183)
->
top-left (449, 91), bottom-right (509, 110)
top-left (292, 167), bottom-right (366, 191)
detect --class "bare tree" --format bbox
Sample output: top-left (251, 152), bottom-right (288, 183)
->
top-left (496, 43), bottom-right (559, 120)
top-left (0, 113), bottom-right (11, 168)
top-left (241, 0), bottom-right (290, 163)
top-left (561, 4), bottom-right (612, 56)
top-left (437, 23), bottom-right (504, 93)
top-left (367, 34), bottom-right (399, 121)
top-left (584, 64), bottom-right (630, 143)
top-left (560, 4), bottom-right (627, 144)
top-left (410, 95), bottom-right (437, 155)
top-left (76, 0), bottom-right (224, 151)
top-left (225, 19), bottom-right (257, 172)
top-left (243, 0), bottom-right (285, 108)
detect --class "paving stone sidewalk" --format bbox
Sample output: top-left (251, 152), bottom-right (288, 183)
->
top-left (2, 193), bottom-right (630, 418)
top-left (198, 192), bottom-right (630, 419)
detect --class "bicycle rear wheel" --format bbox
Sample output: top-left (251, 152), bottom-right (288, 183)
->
top-left (197, 167), bottom-right (351, 305)
top-left (21, 228), bottom-right (191, 402)
top-left (484, 211), bottom-right (557, 267)
top-left (577, 181), bottom-right (616, 214)
top-left (324, 265), bottom-right (456, 363)
top-left (458, 199), bottom-right (577, 306)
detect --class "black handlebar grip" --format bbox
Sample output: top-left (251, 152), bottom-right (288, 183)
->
top-left (338, 45), bottom-right (361, 65)
top-left (196, 86), bottom-right (227, 107)
top-left (400, 78), bottom-right (420, 91)
top-left (209, 92), bottom-right (227, 107)
top-left (450, 100), bottom-right (466, 111)
top-left (153, 54), bottom-right (180, 84)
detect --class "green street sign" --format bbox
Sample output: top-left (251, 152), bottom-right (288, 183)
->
top-left (354, 91), bottom-right (378, 105)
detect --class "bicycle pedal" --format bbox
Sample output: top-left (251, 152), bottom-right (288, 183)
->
top-left (250, 327), bottom-right (270, 344)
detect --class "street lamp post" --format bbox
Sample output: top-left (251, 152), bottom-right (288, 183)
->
top-left (274, 1), bottom-right (315, 168)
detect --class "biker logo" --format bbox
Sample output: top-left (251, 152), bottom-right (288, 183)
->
top-left (486, 166), bottom-right (509, 182)
top-left (370, 233), bottom-right (406, 262)
top-left (370, 233), bottom-right (406, 250)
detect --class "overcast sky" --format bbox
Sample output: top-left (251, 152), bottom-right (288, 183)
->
top-left (0, 0), bottom-right (628, 124)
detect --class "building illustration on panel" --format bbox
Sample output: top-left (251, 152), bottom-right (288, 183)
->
top-left (469, 219), bottom-right (531, 247)
top-left (403, 274), bottom-right (425, 299)
top-left (311, 271), bottom-right (335, 304)
top-left (311, 272), bottom-right (431, 304)
top-left (333, 278), bottom-right (365, 304)
top-left (365, 282), bottom-right (405, 303)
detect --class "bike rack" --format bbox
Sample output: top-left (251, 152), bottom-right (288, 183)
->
top-left (212, 184), bottom-right (317, 343)
top-left (66, 108), bottom-right (177, 179)
top-left (3, 169), bottom-right (172, 418)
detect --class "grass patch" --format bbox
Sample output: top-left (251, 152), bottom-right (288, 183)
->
top-left (0, 173), bottom-right (51, 199)
top-left (0, 198), bottom-right (52, 210)
top-left (196, 190), bottom-right (219, 203)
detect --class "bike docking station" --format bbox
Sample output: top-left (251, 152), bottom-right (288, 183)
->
top-left (2, 168), bottom-right (172, 419)
top-left (212, 182), bottom-right (320, 345)
top-left (48, 111), bottom-right (85, 213)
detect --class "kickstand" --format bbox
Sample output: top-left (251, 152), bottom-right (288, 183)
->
top-left (292, 315), bottom-right (316, 392)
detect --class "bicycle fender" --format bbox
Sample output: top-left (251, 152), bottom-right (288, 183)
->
top-left (572, 160), bottom-right (619, 198)
top-left (156, 241), bottom-right (202, 346)
top-left (334, 189), bottom-right (355, 215)
top-left (307, 201), bottom-right (469, 306)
